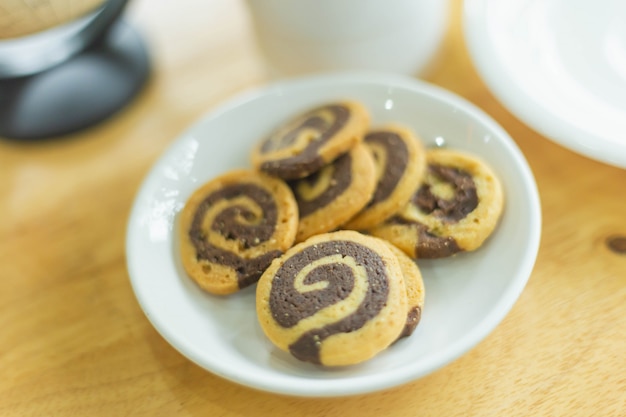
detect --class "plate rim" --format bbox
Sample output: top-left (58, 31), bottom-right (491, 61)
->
top-left (125, 71), bottom-right (542, 397)
top-left (463, 0), bottom-right (626, 169)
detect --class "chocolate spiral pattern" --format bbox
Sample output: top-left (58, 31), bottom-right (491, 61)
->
top-left (365, 130), bottom-right (410, 208)
top-left (386, 215), bottom-right (462, 258)
top-left (414, 164), bottom-right (478, 223)
top-left (395, 163), bottom-right (477, 257)
top-left (344, 125), bottom-right (425, 231)
top-left (370, 146), bottom-right (506, 259)
top-left (289, 151), bottom-right (353, 218)
top-left (257, 104), bottom-right (350, 179)
top-left (267, 240), bottom-right (390, 364)
top-left (260, 104), bottom-right (349, 153)
top-left (381, 163), bottom-right (478, 259)
top-left (288, 143), bottom-right (377, 243)
top-left (188, 183), bottom-right (283, 289)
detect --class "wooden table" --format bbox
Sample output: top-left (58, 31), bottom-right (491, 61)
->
top-left (2, 1), bottom-right (625, 415)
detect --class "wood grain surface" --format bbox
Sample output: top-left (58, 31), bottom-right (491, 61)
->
top-left (1, 1), bottom-right (625, 415)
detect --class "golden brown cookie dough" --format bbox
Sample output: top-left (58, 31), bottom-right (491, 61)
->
top-left (343, 124), bottom-right (426, 231)
top-left (179, 169), bottom-right (298, 295)
top-left (369, 148), bottom-right (504, 259)
top-left (251, 101), bottom-right (369, 180)
top-left (382, 242), bottom-right (425, 339)
top-left (289, 143), bottom-right (376, 242)
top-left (256, 230), bottom-right (408, 366)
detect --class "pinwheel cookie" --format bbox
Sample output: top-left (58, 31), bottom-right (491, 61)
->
top-left (288, 143), bottom-right (376, 242)
top-left (256, 230), bottom-right (408, 366)
top-left (179, 170), bottom-right (298, 295)
top-left (344, 124), bottom-right (426, 231)
top-left (382, 242), bottom-right (425, 339)
top-left (369, 148), bottom-right (504, 259)
top-left (251, 101), bottom-right (369, 179)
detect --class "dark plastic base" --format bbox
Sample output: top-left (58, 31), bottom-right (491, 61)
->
top-left (0, 21), bottom-right (150, 141)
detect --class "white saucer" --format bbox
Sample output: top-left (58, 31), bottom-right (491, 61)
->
top-left (126, 72), bottom-right (541, 397)
top-left (464, 0), bottom-right (626, 168)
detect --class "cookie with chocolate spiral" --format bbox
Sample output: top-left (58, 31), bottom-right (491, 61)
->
top-left (179, 170), bottom-right (298, 295)
top-left (369, 149), bottom-right (504, 259)
top-left (251, 101), bottom-right (369, 180)
top-left (344, 124), bottom-right (426, 231)
top-left (256, 230), bottom-right (408, 366)
top-left (382, 242), bottom-right (425, 340)
top-left (288, 143), bottom-right (376, 243)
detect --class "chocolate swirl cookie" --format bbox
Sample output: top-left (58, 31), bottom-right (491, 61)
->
top-left (251, 101), bottom-right (369, 180)
top-left (382, 242), bottom-right (425, 339)
top-left (344, 125), bottom-right (426, 231)
top-left (289, 143), bottom-right (376, 242)
top-left (369, 149), bottom-right (504, 259)
top-left (256, 230), bottom-right (408, 366)
top-left (179, 170), bottom-right (298, 295)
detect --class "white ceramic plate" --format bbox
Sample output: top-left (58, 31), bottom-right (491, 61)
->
top-left (464, 0), bottom-right (626, 169)
top-left (126, 72), bottom-right (541, 397)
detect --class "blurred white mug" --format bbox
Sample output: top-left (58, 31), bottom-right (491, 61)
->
top-left (245, 0), bottom-right (449, 78)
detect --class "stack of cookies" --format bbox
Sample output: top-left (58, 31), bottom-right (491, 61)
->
top-left (179, 101), bottom-right (504, 367)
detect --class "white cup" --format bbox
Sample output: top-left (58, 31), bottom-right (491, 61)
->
top-left (245, 0), bottom-right (450, 78)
